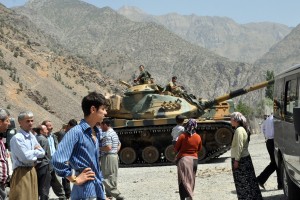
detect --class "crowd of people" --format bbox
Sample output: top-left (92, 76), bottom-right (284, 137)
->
top-left (0, 65), bottom-right (282, 200)
top-left (171, 111), bottom-right (281, 200)
top-left (0, 91), bottom-right (125, 200)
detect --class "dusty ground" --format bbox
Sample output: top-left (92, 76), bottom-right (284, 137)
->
top-left (47, 133), bottom-right (284, 200)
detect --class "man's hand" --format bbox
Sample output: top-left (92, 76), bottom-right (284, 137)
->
top-left (234, 160), bottom-right (239, 169)
top-left (34, 145), bottom-right (42, 150)
top-left (75, 168), bottom-right (95, 185)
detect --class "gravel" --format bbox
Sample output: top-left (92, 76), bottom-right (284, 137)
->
top-left (47, 133), bottom-right (285, 200)
top-left (117, 133), bottom-right (284, 200)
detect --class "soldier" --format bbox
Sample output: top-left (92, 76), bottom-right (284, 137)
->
top-left (134, 65), bottom-right (151, 84)
top-left (164, 76), bottom-right (184, 95)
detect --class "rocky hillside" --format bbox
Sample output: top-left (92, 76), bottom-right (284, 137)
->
top-left (118, 6), bottom-right (292, 63)
top-left (0, 3), bottom-right (123, 129)
top-left (255, 24), bottom-right (300, 74)
top-left (15, 0), bottom-right (266, 104)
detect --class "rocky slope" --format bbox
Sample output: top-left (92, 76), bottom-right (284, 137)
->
top-left (0, 3), bottom-right (123, 129)
top-left (255, 24), bottom-right (300, 73)
top-left (118, 6), bottom-right (292, 63)
top-left (15, 0), bottom-right (265, 104)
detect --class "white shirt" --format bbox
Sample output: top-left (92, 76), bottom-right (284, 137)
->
top-left (171, 125), bottom-right (185, 141)
top-left (261, 114), bottom-right (274, 139)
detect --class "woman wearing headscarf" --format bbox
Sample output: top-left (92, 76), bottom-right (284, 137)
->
top-left (230, 112), bottom-right (262, 200)
top-left (174, 118), bottom-right (202, 200)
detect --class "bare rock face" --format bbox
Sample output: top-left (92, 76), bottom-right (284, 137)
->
top-left (0, 4), bottom-right (123, 128)
top-left (118, 6), bottom-right (291, 63)
top-left (255, 24), bottom-right (300, 73)
top-left (4, 0), bottom-right (297, 127)
top-left (15, 0), bottom-right (266, 102)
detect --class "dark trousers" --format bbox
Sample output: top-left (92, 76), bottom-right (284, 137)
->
top-left (179, 182), bottom-right (189, 200)
top-left (257, 139), bottom-right (282, 186)
top-left (0, 184), bottom-right (7, 200)
top-left (50, 170), bottom-right (66, 199)
top-left (36, 165), bottom-right (51, 200)
top-left (62, 178), bottom-right (71, 199)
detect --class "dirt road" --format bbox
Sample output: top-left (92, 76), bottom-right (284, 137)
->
top-left (48, 133), bottom-right (284, 200)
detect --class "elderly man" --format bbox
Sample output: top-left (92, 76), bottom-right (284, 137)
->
top-left (0, 108), bottom-right (10, 200)
top-left (9, 111), bottom-right (45, 200)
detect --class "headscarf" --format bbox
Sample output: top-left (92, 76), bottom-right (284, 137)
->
top-left (230, 112), bottom-right (251, 142)
top-left (230, 112), bottom-right (247, 127)
top-left (185, 118), bottom-right (197, 135)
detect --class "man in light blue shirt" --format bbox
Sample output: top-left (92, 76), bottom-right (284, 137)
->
top-left (9, 111), bottom-right (45, 200)
top-left (42, 120), bottom-right (66, 199)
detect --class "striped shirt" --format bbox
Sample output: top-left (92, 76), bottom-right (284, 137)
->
top-left (10, 129), bottom-right (45, 170)
top-left (100, 127), bottom-right (120, 156)
top-left (0, 139), bottom-right (8, 185)
top-left (52, 119), bottom-right (105, 200)
top-left (48, 134), bottom-right (56, 156)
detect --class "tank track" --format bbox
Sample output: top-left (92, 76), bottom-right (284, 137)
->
top-left (116, 121), bottom-right (233, 167)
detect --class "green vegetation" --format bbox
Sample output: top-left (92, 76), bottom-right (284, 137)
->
top-left (265, 70), bottom-right (274, 99)
top-left (236, 100), bottom-right (254, 117)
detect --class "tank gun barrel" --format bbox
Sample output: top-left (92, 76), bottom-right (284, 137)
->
top-left (202, 79), bottom-right (274, 110)
top-left (119, 80), bottom-right (131, 88)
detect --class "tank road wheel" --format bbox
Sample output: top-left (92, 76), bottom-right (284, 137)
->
top-left (198, 146), bottom-right (207, 161)
top-left (119, 147), bottom-right (136, 165)
top-left (165, 145), bottom-right (176, 162)
top-left (215, 128), bottom-right (233, 145)
top-left (142, 146), bottom-right (159, 163)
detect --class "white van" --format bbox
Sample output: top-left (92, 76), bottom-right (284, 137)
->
top-left (273, 64), bottom-right (300, 200)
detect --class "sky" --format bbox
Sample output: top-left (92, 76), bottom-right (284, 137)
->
top-left (1, 0), bottom-right (299, 27)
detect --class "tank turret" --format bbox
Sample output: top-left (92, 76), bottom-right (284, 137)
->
top-left (106, 80), bottom-right (274, 166)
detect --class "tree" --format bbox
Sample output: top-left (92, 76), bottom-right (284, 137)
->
top-left (236, 100), bottom-right (254, 117)
top-left (265, 70), bottom-right (274, 99)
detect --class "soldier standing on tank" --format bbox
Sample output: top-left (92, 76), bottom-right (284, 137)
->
top-left (134, 65), bottom-right (151, 84)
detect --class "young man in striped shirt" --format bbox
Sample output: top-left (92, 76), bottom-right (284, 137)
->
top-left (52, 92), bottom-right (109, 200)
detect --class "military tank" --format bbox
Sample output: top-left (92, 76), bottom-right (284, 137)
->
top-left (106, 80), bottom-right (274, 166)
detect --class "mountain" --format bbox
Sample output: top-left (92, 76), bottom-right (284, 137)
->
top-left (255, 24), bottom-right (300, 73)
top-left (0, 3), bottom-right (122, 128)
top-left (118, 6), bottom-right (292, 63)
top-left (15, 0), bottom-right (266, 104)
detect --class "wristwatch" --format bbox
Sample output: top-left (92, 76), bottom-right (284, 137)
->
top-left (70, 176), bottom-right (77, 183)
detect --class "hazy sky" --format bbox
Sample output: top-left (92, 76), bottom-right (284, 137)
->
top-left (1, 0), bottom-right (299, 27)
